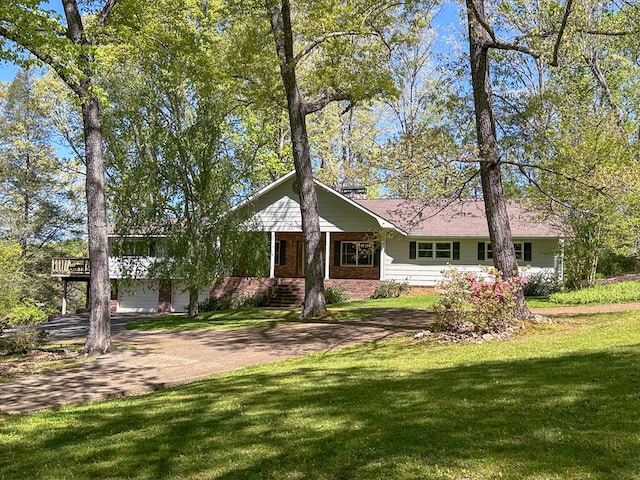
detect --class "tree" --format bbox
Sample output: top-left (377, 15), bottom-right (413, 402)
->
top-left (0, 69), bottom-right (85, 310)
top-left (103, 0), bottom-right (268, 317)
top-left (255, 0), bottom-right (433, 318)
top-left (0, 1), bottom-right (118, 354)
top-left (487, 0), bottom-right (640, 286)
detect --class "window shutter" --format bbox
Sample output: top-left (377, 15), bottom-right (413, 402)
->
top-left (477, 242), bottom-right (485, 261)
top-left (524, 242), bottom-right (532, 262)
top-left (453, 242), bottom-right (460, 260)
top-left (409, 241), bottom-right (417, 259)
top-left (334, 241), bottom-right (341, 266)
top-left (279, 240), bottom-right (287, 265)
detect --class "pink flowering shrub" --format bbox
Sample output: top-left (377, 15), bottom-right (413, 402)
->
top-left (434, 268), bottom-right (528, 334)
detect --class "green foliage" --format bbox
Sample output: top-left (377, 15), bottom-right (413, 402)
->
top-left (103, 1), bottom-right (270, 315)
top-left (5, 302), bottom-right (47, 327)
top-left (197, 292), bottom-right (269, 312)
top-left (324, 284), bottom-right (349, 305)
top-left (548, 281), bottom-right (640, 305)
top-left (597, 252), bottom-right (639, 278)
top-left (0, 324), bottom-right (48, 353)
top-left (370, 280), bottom-right (411, 299)
top-left (434, 268), bottom-right (527, 334)
top-left (0, 300), bottom-right (48, 353)
top-left (522, 270), bottom-right (563, 297)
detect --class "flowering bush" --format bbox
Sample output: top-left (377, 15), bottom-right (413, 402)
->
top-left (434, 268), bottom-right (528, 334)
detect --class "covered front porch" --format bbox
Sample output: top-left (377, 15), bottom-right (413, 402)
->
top-left (266, 231), bottom-right (384, 281)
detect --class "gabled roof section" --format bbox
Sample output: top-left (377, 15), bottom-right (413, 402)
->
top-left (355, 198), bottom-right (563, 238)
top-left (239, 171), bottom-right (404, 233)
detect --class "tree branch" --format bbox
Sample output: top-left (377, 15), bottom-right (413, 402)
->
top-left (577, 28), bottom-right (640, 36)
top-left (466, 0), bottom-right (497, 44)
top-left (489, 40), bottom-right (540, 58)
top-left (97, 0), bottom-right (118, 28)
top-left (303, 92), bottom-right (353, 115)
top-left (550, 0), bottom-right (573, 66)
top-left (294, 30), bottom-right (359, 65)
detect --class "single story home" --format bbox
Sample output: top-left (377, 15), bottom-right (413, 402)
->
top-left (52, 171), bottom-right (564, 312)
top-left (212, 171), bottom-right (564, 305)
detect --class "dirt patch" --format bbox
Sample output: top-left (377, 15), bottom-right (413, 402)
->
top-left (0, 349), bottom-right (82, 381)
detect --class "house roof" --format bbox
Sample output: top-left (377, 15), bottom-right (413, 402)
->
top-left (237, 171), bottom-right (404, 233)
top-left (355, 198), bottom-right (562, 238)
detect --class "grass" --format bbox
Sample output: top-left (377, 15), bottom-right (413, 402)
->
top-left (2, 310), bottom-right (640, 479)
top-left (125, 295), bottom-right (439, 332)
top-left (549, 280), bottom-right (640, 305)
top-left (123, 288), bottom-right (640, 333)
top-left (125, 308), bottom-right (300, 331)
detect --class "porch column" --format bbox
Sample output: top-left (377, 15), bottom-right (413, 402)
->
top-left (269, 231), bottom-right (276, 278)
top-left (61, 280), bottom-right (68, 315)
top-left (324, 231), bottom-right (330, 280)
top-left (379, 239), bottom-right (386, 281)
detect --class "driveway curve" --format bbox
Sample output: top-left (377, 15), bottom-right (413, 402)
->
top-left (1, 310), bottom-right (430, 414)
top-left (3, 302), bottom-right (640, 414)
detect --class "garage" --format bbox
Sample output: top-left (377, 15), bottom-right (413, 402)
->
top-left (117, 280), bottom-right (160, 313)
top-left (171, 282), bottom-right (211, 313)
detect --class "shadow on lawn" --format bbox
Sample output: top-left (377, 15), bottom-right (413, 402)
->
top-left (3, 344), bottom-right (640, 479)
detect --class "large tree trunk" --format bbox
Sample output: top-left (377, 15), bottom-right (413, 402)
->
top-left (268, 0), bottom-right (327, 319)
top-left (61, 0), bottom-right (112, 354)
top-left (81, 95), bottom-right (113, 354)
top-left (466, 0), bottom-right (531, 320)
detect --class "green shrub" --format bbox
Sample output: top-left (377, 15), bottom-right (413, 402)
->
top-left (0, 325), bottom-right (49, 353)
top-left (324, 284), bottom-right (349, 305)
top-left (522, 270), bottom-right (562, 297)
top-left (5, 303), bottom-right (48, 326)
top-left (548, 280), bottom-right (640, 305)
top-left (598, 252), bottom-right (638, 277)
top-left (0, 301), bottom-right (49, 353)
top-left (434, 268), bottom-right (527, 334)
top-left (370, 281), bottom-right (411, 299)
top-left (197, 292), bottom-right (269, 312)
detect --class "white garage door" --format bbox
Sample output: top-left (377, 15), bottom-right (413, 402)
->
top-left (172, 282), bottom-right (211, 313)
top-left (118, 280), bottom-right (160, 313)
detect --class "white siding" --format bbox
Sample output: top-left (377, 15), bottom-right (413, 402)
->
top-left (383, 237), bottom-right (560, 286)
top-left (249, 177), bottom-right (381, 233)
top-left (117, 280), bottom-right (159, 313)
top-left (171, 283), bottom-right (212, 313)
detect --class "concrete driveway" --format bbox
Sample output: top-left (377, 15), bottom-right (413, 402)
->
top-left (1, 310), bottom-right (431, 414)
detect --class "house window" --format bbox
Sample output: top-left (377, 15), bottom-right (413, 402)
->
top-left (341, 241), bottom-right (373, 266)
top-left (117, 240), bottom-right (158, 257)
top-left (274, 241), bottom-right (281, 265)
top-left (410, 241), bottom-right (460, 260)
top-left (417, 242), bottom-right (433, 258)
top-left (435, 242), bottom-right (453, 259)
top-left (478, 242), bottom-right (532, 262)
top-left (270, 240), bottom-right (287, 266)
top-left (487, 242), bottom-right (521, 260)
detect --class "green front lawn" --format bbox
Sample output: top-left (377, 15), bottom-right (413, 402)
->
top-left (3, 310), bottom-right (640, 479)
top-left (123, 288), bottom-right (640, 333)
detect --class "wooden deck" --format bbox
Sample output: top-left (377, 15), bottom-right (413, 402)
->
top-left (51, 257), bottom-right (90, 278)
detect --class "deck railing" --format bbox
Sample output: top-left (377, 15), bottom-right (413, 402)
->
top-left (51, 257), bottom-right (91, 277)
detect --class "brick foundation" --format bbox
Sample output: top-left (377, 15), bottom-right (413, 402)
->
top-left (208, 277), bottom-right (427, 302)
